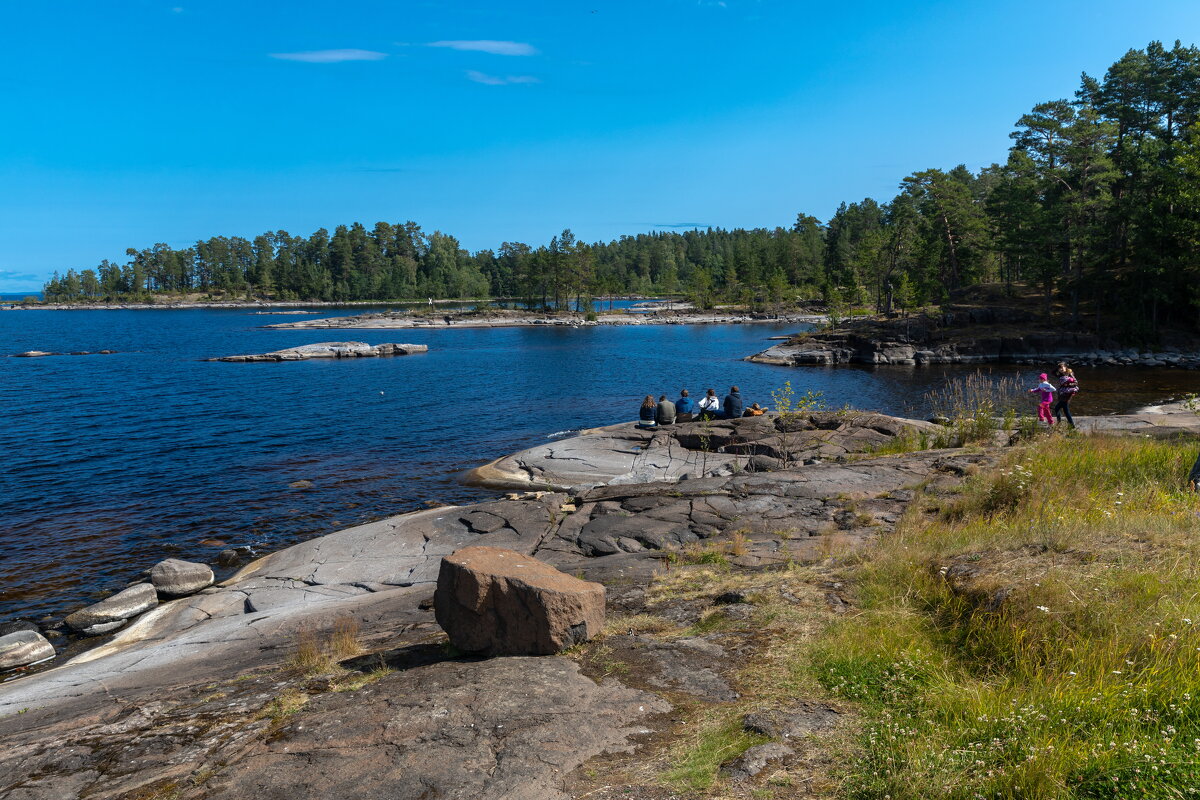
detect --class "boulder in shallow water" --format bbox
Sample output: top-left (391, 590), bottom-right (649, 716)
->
top-left (64, 583), bottom-right (158, 636)
top-left (0, 620), bottom-right (40, 637)
top-left (0, 630), bottom-right (56, 670)
top-left (434, 545), bottom-right (605, 656)
top-left (149, 558), bottom-right (214, 597)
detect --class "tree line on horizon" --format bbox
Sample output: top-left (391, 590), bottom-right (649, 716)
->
top-left (42, 41), bottom-right (1200, 338)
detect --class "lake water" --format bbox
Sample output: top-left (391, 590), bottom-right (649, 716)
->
top-left (1, 308), bottom-right (1194, 626)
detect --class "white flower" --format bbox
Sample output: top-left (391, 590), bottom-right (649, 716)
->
top-left (1037, 606), bottom-right (1051, 612)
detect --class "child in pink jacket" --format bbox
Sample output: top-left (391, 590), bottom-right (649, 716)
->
top-left (1030, 373), bottom-right (1056, 426)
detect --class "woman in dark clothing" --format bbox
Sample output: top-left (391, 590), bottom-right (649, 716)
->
top-left (1054, 362), bottom-right (1079, 428)
top-left (637, 395), bottom-right (658, 429)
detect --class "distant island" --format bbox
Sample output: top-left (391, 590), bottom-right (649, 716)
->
top-left (37, 41), bottom-right (1200, 350)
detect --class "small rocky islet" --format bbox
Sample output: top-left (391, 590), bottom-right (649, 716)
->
top-left (3, 406), bottom-right (1196, 798)
top-left (207, 341), bottom-right (428, 362)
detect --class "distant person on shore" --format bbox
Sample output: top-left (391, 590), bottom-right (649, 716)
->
top-left (638, 395), bottom-right (658, 429)
top-left (1030, 373), bottom-right (1056, 426)
top-left (723, 386), bottom-right (745, 419)
top-left (675, 389), bottom-right (695, 422)
top-left (656, 394), bottom-right (677, 426)
top-left (743, 402), bottom-right (765, 417)
top-left (1054, 362), bottom-right (1079, 428)
top-left (698, 388), bottom-right (720, 420)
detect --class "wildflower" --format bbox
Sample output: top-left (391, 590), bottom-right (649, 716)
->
top-left (1037, 606), bottom-right (1051, 612)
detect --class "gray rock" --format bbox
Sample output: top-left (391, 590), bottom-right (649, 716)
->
top-left (721, 742), bottom-right (794, 781)
top-left (748, 454), bottom-right (781, 472)
top-left (743, 704), bottom-right (840, 739)
top-left (148, 559), bottom-right (214, 597)
top-left (217, 548), bottom-right (241, 567)
top-left (199, 658), bottom-right (667, 800)
top-left (0, 631), bottom-right (55, 670)
top-left (64, 583), bottom-right (158, 635)
top-left (0, 621), bottom-right (40, 637)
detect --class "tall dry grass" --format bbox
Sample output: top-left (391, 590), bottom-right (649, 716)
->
top-left (814, 434), bottom-right (1200, 798)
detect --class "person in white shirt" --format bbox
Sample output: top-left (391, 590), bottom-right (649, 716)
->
top-left (697, 388), bottom-right (720, 420)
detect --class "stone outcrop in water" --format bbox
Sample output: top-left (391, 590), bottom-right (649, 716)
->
top-left (435, 546), bottom-right (606, 655)
top-left (0, 630), bottom-right (55, 670)
top-left (209, 341), bottom-right (428, 362)
top-left (64, 583), bottom-right (159, 636)
top-left (11, 350), bottom-right (117, 358)
top-left (148, 559), bottom-right (214, 597)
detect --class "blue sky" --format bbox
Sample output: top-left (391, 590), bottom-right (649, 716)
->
top-left (1, 0), bottom-right (1198, 291)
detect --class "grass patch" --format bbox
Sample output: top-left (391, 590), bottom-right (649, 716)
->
top-left (287, 617), bottom-right (364, 676)
top-left (664, 711), bottom-right (770, 790)
top-left (257, 688), bottom-right (309, 724)
top-left (813, 434), bottom-right (1200, 799)
top-left (332, 665), bottom-right (395, 692)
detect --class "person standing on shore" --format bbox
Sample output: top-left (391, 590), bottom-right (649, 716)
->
top-left (723, 386), bottom-right (745, 419)
top-left (1054, 363), bottom-right (1079, 428)
top-left (1030, 373), bottom-right (1056, 426)
top-left (698, 389), bottom-right (720, 420)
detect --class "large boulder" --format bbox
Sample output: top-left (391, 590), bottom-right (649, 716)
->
top-left (0, 630), bottom-right (55, 670)
top-left (434, 546), bottom-right (605, 656)
top-left (149, 558), bottom-right (214, 597)
top-left (64, 583), bottom-right (158, 636)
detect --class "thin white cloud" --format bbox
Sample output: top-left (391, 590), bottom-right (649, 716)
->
top-left (465, 70), bottom-right (539, 86)
top-left (270, 49), bottom-right (388, 63)
top-left (430, 40), bottom-right (538, 56)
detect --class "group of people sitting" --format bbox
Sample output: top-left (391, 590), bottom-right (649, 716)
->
top-left (637, 386), bottom-right (766, 429)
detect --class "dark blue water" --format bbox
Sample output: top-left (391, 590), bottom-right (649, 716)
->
top-left (0, 309), bottom-right (1190, 624)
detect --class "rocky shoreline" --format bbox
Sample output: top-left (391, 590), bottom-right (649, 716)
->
top-left (3, 408), bottom-right (1197, 799)
top-left (748, 307), bottom-right (1200, 368)
top-left (2, 299), bottom-right (484, 311)
top-left (265, 308), bottom-right (827, 330)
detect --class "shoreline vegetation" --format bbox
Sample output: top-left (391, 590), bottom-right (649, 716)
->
top-left (749, 284), bottom-right (1200, 369)
top-left (30, 41), bottom-right (1200, 350)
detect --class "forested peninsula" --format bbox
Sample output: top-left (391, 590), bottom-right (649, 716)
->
top-left (42, 42), bottom-right (1200, 340)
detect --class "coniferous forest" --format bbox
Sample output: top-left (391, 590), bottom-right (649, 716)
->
top-left (42, 43), bottom-right (1200, 338)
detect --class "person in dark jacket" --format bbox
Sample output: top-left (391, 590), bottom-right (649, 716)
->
top-left (675, 389), bottom-right (695, 422)
top-left (637, 395), bottom-right (657, 429)
top-left (656, 394), bottom-right (677, 426)
top-left (723, 386), bottom-right (744, 419)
